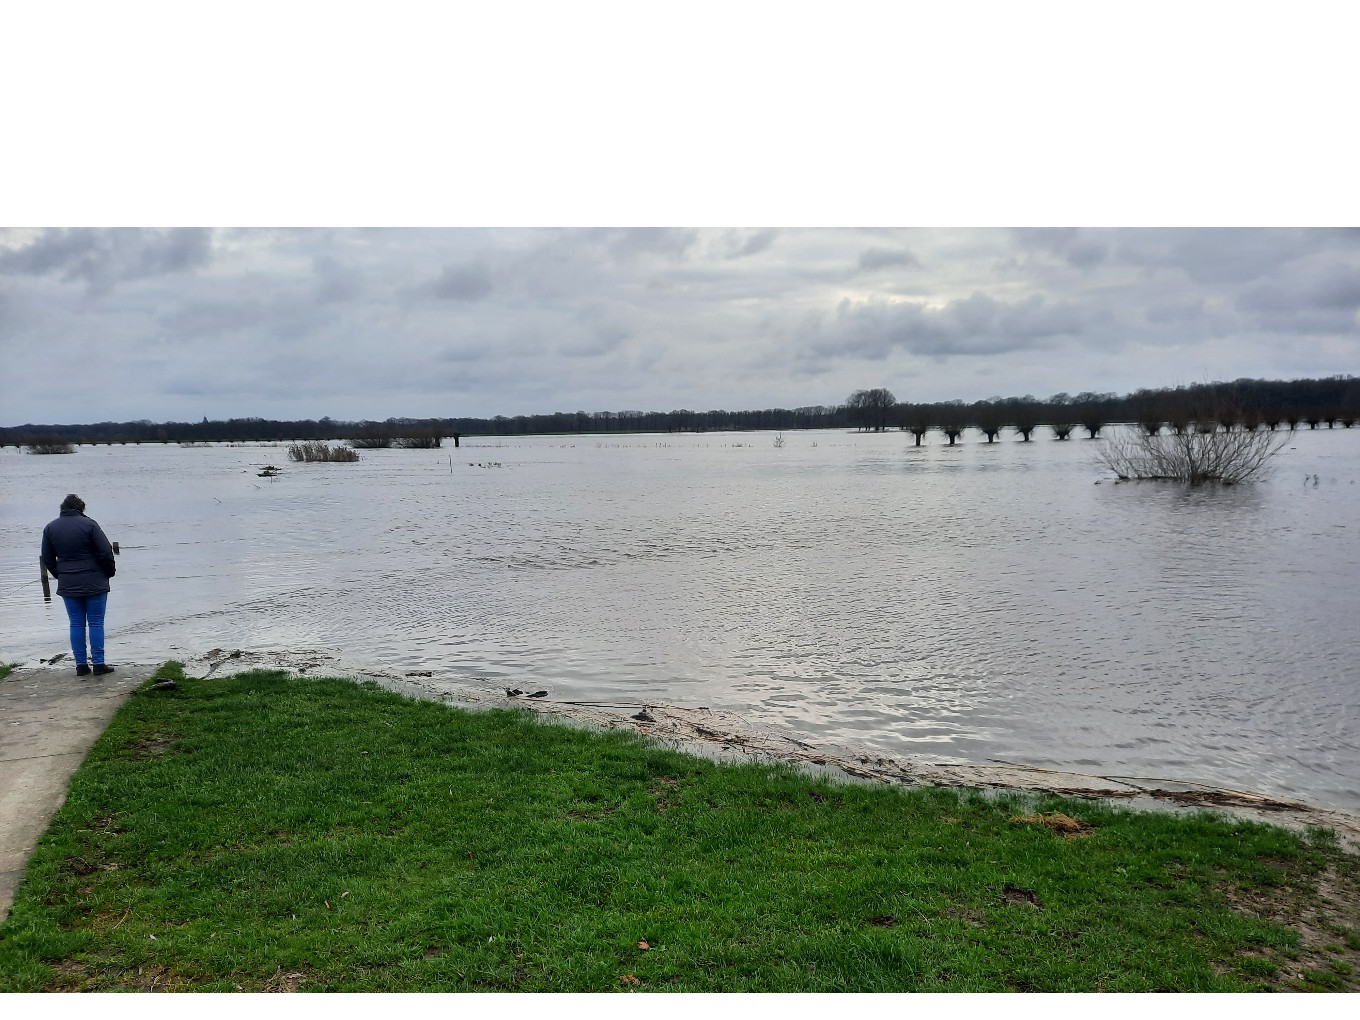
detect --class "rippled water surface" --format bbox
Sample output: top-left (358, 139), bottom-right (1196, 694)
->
top-left (3, 429), bottom-right (1357, 810)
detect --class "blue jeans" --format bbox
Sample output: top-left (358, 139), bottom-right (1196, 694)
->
top-left (62, 593), bottom-right (108, 666)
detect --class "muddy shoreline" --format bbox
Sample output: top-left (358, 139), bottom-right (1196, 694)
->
top-left (191, 647), bottom-right (1360, 851)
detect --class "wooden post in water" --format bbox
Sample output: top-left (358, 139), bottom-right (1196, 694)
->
top-left (39, 542), bottom-right (119, 601)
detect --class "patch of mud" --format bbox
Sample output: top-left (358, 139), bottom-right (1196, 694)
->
top-left (1217, 857), bottom-right (1360, 990)
top-left (181, 648), bottom-right (1360, 852)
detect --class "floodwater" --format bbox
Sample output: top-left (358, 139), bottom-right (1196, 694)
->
top-left (2, 428), bottom-right (1357, 811)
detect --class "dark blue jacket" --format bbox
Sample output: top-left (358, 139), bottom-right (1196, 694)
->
top-left (41, 510), bottom-right (116, 598)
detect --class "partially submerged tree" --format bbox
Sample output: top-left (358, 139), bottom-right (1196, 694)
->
top-left (902, 404), bottom-right (932, 446)
top-left (972, 401), bottom-right (1006, 443)
top-left (1075, 391), bottom-right (1113, 438)
top-left (1098, 418), bottom-right (1288, 484)
top-left (1048, 393), bottom-right (1076, 439)
top-left (936, 401), bottom-right (967, 445)
top-left (1012, 401), bottom-right (1040, 442)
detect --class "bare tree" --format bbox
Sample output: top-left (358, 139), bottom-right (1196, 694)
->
top-left (1097, 421), bottom-right (1288, 484)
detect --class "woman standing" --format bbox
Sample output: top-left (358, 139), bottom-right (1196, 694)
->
top-left (40, 494), bottom-right (117, 677)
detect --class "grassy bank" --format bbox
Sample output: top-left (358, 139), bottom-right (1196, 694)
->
top-left (1, 665), bottom-right (1357, 993)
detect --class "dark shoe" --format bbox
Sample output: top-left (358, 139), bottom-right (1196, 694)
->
top-left (93, 664), bottom-right (115, 675)
top-left (76, 664), bottom-right (91, 677)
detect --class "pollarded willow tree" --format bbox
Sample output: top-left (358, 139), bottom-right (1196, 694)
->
top-left (1097, 416), bottom-right (1289, 485)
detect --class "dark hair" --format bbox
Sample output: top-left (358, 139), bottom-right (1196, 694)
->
top-left (61, 493), bottom-right (86, 513)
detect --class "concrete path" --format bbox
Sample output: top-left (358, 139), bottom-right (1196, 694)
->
top-left (0, 663), bottom-right (154, 923)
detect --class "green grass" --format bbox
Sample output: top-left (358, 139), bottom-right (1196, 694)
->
top-left (1, 665), bottom-right (1357, 992)
top-left (0, 662), bottom-right (18, 680)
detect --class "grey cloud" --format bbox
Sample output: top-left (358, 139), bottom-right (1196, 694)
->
top-left (0, 228), bottom-right (212, 291)
top-left (313, 255), bottom-right (364, 303)
top-left (605, 227), bottom-right (698, 262)
top-left (1311, 271), bottom-right (1360, 311)
top-left (561, 333), bottom-right (626, 357)
top-left (160, 280), bottom-right (325, 341)
top-left (437, 344), bottom-right (488, 363)
top-left (857, 247), bottom-right (920, 271)
top-left (5, 228), bottom-right (1360, 427)
top-left (427, 262), bottom-right (493, 301)
top-left (821, 291), bottom-right (1090, 360)
top-left (1145, 299), bottom-right (1208, 325)
top-left (1011, 228), bottom-right (1107, 268)
top-left (998, 294), bottom-right (1097, 339)
top-left (728, 229), bottom-right (778, 259)
top-left (1237, 282), bottom-right (1359, 335)
top-left (1237, 268), bottom-right (1360, 333)
top-left (561, 317), bottom-right (630, 357)
top-left (1113, 228), bottom-right (1327, 285)
top-left (161, 298), bottom-right (272, 337)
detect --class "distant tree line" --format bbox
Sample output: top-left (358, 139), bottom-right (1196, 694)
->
top-left (3, 376), bottom-right (1357, 449)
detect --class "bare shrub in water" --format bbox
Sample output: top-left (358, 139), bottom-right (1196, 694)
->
top-left (26, 437), bottom-right (76, 454)
top-left (288, 441), bottom-right (359, 463)
top-left (1097, 420), bottom-right (1288, 484)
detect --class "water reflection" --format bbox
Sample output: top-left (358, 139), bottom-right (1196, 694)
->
top-left (1, 427), bottom-right (1357, 810)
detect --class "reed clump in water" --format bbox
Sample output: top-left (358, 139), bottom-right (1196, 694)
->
top-left (287, 441), bottom-right (359, 463)
top-left (25, 438), bottom-right (76, 455)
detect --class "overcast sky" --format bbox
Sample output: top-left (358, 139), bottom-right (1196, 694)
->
top-left (1, 227), bottom-right (1357, 427)
top-left (4, 7), bottom-right (1358, 428)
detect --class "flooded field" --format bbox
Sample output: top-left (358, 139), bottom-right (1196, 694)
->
top-left (2, 427), bottom-right (1357, 811)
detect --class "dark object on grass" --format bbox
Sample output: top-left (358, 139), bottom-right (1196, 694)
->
top-left (526, 691), bottom-right (548, 699)
top-left (151, 679), bottom-right (177, 691)
top-left (1001, 884), bottom-right (1043, 909)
